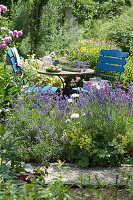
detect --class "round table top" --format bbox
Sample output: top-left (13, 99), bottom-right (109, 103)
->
top-left (37, 68), bottom-right (94, 76)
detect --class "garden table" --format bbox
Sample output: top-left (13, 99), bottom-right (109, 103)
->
top-left (37, 69), bottom-right (94, 96)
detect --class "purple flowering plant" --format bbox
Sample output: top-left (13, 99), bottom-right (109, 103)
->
top-left (4, 81), bottom-right (133, 166)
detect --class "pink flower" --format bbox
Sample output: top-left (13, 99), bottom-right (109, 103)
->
top-left (4, 37), bottom-right (9, 42)
top-left (76, 77), bottom-right (81, 82)
top-left (1, 41), bottom-right (4, 44)
top-left (18, 31), bottom-right (23, 36)
top-left (49, 83), bottom-right (52, 87)
top-left (39, 81), bottom-right (43, 86)
top-left (53, 81), bottom-right (55, 84)
top-left (117, 84), bottom-right (123, 88)
top-left (13, 30), bottom-right (18, 35)
top-left (0, 44), bottom-right (2, 49)
top-left (9, 31), bottom-right (13, 36)
top-left (87, 81), bottom-right (93, 85)
top-left (2, 5), bottom-right (7, 11)
top-left (125, 95), bottom-right (129, 100)
top-left (121, 90), bottom-right (126, 94)
top-left (1, 27), bottom-right (6, 32)
top-left (0, 5), bottom-right (7, 11)
top-left (8, 36), bottom-right (12, 42)
top-left (2, 43), bottom-right (7, 48)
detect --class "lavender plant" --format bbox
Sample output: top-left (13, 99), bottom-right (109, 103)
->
top-left (5, 81), bottom-right (133, 166)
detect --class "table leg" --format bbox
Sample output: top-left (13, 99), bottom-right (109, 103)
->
top-left (63, 76), bottom-right (71, 96)
top-left (57, 75), bottom-right (71, 96)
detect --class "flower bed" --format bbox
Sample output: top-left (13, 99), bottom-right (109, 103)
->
top-left (4, 81), bottom-right (133, 167)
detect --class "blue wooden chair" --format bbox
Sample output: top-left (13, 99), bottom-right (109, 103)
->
top-left (96, 49), bottom-right (129, 82)
top-left (7, 48), bottom-right (58, 95)
top-left (72, 49), bottom-right (129, 92)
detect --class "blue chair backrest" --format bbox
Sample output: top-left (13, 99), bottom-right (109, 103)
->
top-left (97, 49), bottom-right (129, 82)
top-left (7, 48), bottom-right (21, 74)
top-left (7, 48), bottom-right (25, 84)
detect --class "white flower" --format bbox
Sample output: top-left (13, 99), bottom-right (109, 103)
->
top-left (70, 113), bottom-right (79, 119)
top-left (67, 98), bottom-right (73, 103)
top-left (92, 83), bottom-right (101, 90)
top-left (71, 93), bottom-right (79, 98)
top-left (65, 119), bottom-right (70, 123)
top-left (5, 109), bottom-right (10, 113)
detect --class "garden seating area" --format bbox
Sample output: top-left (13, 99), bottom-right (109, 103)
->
top-left (0, 1), bottom-right (133, 199)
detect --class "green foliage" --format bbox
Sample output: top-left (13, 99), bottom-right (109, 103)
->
top-left (11, 0), bottom-right (29, 39)
top-left (0, 161), bottom-right (133, 199)
top-left (6, 0), bottom-right (133, 58)
top-left (121, 53), bottom-right (133, 89)
top-left (96, 0), bottom-right (129, 19)
top-left (37, 0), bottom-right (82, 57)
top-left (0, 64), bottom-right (22, 111)
top-left (99, 7), bottom-right (133, 51)
top-left (10, 0), bottom-right (30, 56)
top-left (0, 130), bottom-right (30, 184)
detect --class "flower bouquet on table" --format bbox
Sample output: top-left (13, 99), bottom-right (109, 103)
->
top-left (46, 65), bottom-right (62, 72)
